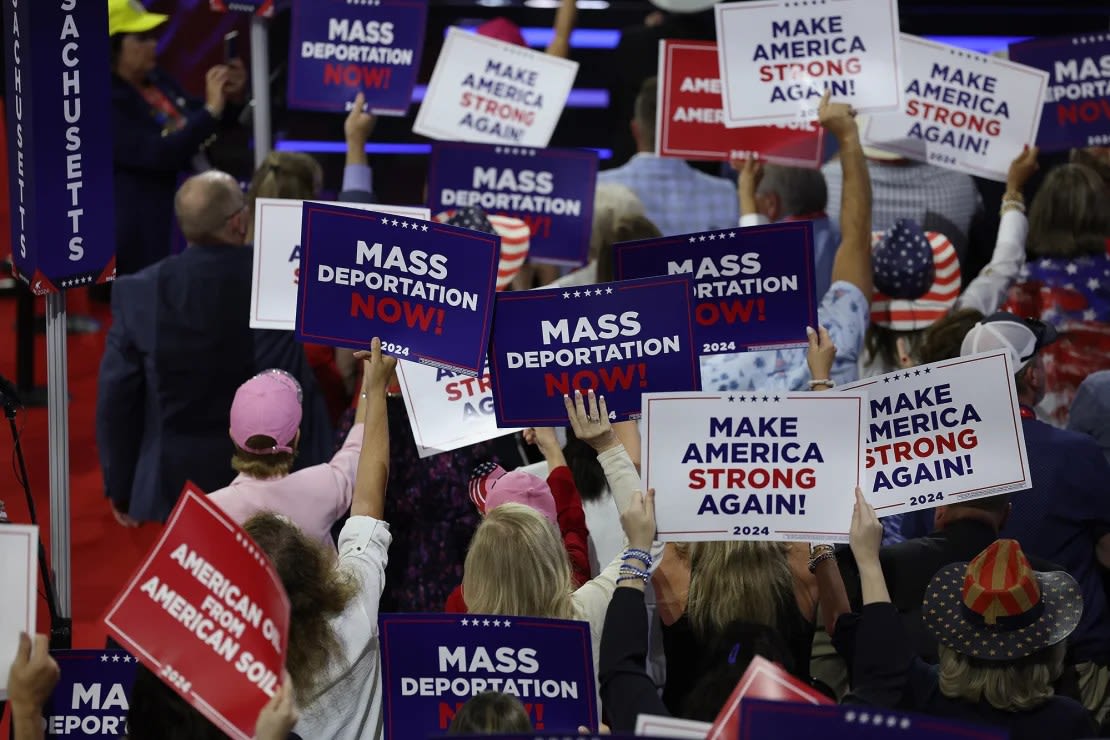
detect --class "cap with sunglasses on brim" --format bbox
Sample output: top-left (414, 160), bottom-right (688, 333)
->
top-left (108, 0), bottom-right (168, 37)
top-left (230, 369), bottom-right (303, 455)
top-left (959, 311), bottom-right (1058, 370)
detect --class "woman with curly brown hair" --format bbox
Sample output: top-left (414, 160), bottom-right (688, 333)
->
top-left (243, 338), bottom-right (396, 740)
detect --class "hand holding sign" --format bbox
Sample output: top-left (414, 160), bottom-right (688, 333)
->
top-left (6, 634), bottom-right (61, 723)
top-left (564, 390), bottom-right (619, 453)
top-left (254, 673), bottom-right (299, 740)
top-left (354, 337), bottom-right (400, 392)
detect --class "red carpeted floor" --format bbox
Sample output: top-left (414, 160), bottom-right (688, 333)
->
top-left (0, 287), bottom-right (163, 649)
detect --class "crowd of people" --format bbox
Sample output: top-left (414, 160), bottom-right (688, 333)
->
top-left (4, 0), bottom-right (1110, 738)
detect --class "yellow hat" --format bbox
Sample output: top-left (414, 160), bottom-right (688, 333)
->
top-left (108, 0), bottom-right (168, 37)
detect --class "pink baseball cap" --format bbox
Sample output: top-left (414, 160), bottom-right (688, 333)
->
top-left (230, 370), bottom-right (303, 454)
top-left (468, 462), bottom-right (557, 525)
top-left (475, 17), bottom-right (526, 47)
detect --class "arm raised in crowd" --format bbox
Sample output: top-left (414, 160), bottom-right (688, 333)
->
top-left (339, 91), bottom-right (379, 203)
top-left (825, 92), bottom-right (873, 298)
top-left (350, 338), bottom-right (397, 519)
top-left (544, 0), bottom-right (578, 59)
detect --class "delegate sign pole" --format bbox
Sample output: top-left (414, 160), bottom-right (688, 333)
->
top-left (250, 16), bottom-right (273, 168)
top-left (46, 292), bottom-right (72, 636)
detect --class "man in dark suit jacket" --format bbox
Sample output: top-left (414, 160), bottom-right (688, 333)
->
top-left (97, 170), bottom-right (332, 524)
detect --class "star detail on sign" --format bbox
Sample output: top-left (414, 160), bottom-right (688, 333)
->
top-left (605, 287), bottom-right (613, 294)
top-left (101, 655), bottom-right (110, 662)
top-left (923, 367), bottom-right (931, 374)
top-left (594, 288), bottom-right (603, 296)
top-left (503, 619), bottom-right (511, 627)
top-left (773, 396), bottom-right (780, 402)
top-left (883, 377), bottom-right (890, 383)
top-left (460, 618), bottom-right (469, 626)
top-left (761, 395), bottom-right (769, 402)
top-left (563, 291), bottom-right (571, 299)
top-left (482, 619), bottom-right (491, 627)
top-left (1066, 263), bottom-right (1078, 275)
top-left (689, 236), bottom-right (697, 243)
top-left (728, 232), bottom-right (736, 238)
top-left (728, 395), bottom-right (735, 402)
top-left (421, 224), bottom-right (428, 232)
top-left (112, 655), bottom-right (120, 663)
top-left (573, 290), bottom-right (581, 298)
top-left (401, 221), bottom-right (410, 229)
top-left (492, 619), bottom-right (501, 627)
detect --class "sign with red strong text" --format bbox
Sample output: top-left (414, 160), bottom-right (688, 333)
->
top-left (488, 276), bottom-right (702, 428)
top-left (250, 198), bottom-right (430, 331)
top-left (713, 0), bottom-right (901, 127)
top-left (612, 222), bottom-right (818, 355)
top-left (656, 40), bottom-right (825, 166)
top-left (862, 34), bottom-right (1049, 182)
top-left (0, 524), bottom-right (37, 701)
top-left (839, 351), bottom-right (1032, 519)
top-left (641, 391), bottom-right (866, 542)
top-left (287, 0), bottom-right (428, 115)
top-left (294, 201), bottom-right (500, 374)
top-left (103, 485), bottom-right (290, 740)
top-left (708, 656), bottom-right (831, 740)
top-left (413, 28), bottom-right (579, 147)
top-left (1008, 33), bottom-right (1110, 152)
top-left (379, 613), bottom-right (598, 738)
top-left (395, 359), bottom-right (521, 458)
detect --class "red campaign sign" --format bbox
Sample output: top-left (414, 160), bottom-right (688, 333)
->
top-left (656, 40), bottom-right (825, 167)
top-left (103, 484), bottom-right (290, 740)
top-left (707, 656), bottom-right (831, 740)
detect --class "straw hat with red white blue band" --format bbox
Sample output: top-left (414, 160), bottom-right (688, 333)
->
top-left (922, 539), bottom-right (1082, 661)
top-left (870, 219), bottom-right (961, 331)
top-left (434, 207), bottom-right (531, 290)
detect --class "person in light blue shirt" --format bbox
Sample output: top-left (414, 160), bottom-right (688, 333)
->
top-left (597, 77), bottom-right (738, 237)
top-left (700, 94), bottom-right (872, 394)
top-left (1068, 370), bottom-right (1110, 466)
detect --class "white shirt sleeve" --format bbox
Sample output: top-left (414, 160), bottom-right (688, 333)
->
top-left (740, 213), bottom-right (771, 228)
top-left (956, 210), bottom-right (1028, 315)
top-left (337, 515), bottom-right (391, 630)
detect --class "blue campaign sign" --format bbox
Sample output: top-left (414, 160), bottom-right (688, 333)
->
top-left (613, 222), bottom-right (817, 355)
top-left (295, 202), bottom-right (500, 375)
top-left (738, 699), bottom-right (1006, 740)
top-left (288, 0), bottom-right (428, 115)
top-left (489, 276), bottom-right (701, 428)
top-left (1009, 34), bottom-right (1110, 152)
top-left (43, 650), bottom-right (139, 738)
top-left (427, 143), bottom-right (598, 266)
top-left (379, 613), bottom-right (598, 739)
top-left (3, 0), bottom-right (116, 295)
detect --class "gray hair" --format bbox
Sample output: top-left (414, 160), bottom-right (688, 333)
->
top-left (756, 164), bottom-right (828, 217)
top-left (174, 171), bottom-right (243, 244)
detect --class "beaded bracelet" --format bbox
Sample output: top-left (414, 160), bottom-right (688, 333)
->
top-left (808, 551), bottom-right (836, 573)
top-left (618, 565), bottom-right (650, 582)
top-left (617, 576), bottom-right (648, 585)
top-left (621, 548), bottom-right (654, 569)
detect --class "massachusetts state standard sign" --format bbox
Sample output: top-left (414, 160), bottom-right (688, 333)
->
top-left (3, 0), bottom-right (116, 294)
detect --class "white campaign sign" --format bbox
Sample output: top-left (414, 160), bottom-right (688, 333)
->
top-left (636, 714), bottom-right (710, 738)
top-left (713, 0), bottom-right (901, 127)
top-left (395, 359), bottom-right (521, 457)
top-left (642, 391), bottom-right (866, 543)
top-left (0, 524), bottom-right (38, 700)
top-left (413, 27), bottom-right (579, 147)
top-left (862, 34), bottom-right (1049, 181)
top-left (840, 350), bottom-right (1032, 517)
top-left (250, 198), bottom-right (430, 331)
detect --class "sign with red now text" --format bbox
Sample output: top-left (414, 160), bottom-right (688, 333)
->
top-left (641, 391), bottom-right (866, 542)
top-left (414, 28), bottom-right (579, 147)
top-left (708, 656), bottom-right (831, 740)
top-left (612, 222), bottom-right (818, 355)
top-left (656, 40), bottom-right (825, 166)
top-left (1008, 33), bottom-right (1110, 153)
top-left (287, 0), bottom-right (428, 115)
top-left (295, 201), bottom-right (500, 374)
top-left (379, 613), bottom-right (597, 739)
top-left (103, 485), bottom-right (290, 740)
top-left (713, 0), bottom-right (901, 127)
top-left (839, 351), bottom-right (1032, 518)
top-left (489, 276), bottom-right (702, 428)
top-left (862, 34), bottom-right (1048, 182)
top-left (395, 359), bottom-right (521, 458)
top-left (251, 198), bottom-right (430, 331)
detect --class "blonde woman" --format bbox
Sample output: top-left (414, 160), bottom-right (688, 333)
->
top-left (842, 490), bottom-right (1096, 740)
top-left (462, 389), bottom-right (660, 684)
